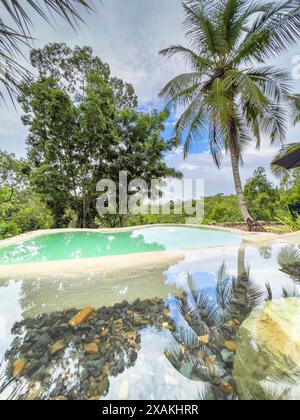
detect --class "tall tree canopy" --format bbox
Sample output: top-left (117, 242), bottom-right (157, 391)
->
top-left (19, 44), bottom-right (179, 228)
top-left (159, 0), bottom-right (300, 230)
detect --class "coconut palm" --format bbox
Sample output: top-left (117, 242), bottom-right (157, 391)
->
top-left (0, 0), bottom-right (95, 103)
top-left (159, 0), bottom-right (300, 230)
top-left (292, 94), bottom-right (300, 125)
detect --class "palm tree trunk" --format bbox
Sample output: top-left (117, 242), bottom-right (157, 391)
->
top-left (229, 125), bottom-right (254, 231)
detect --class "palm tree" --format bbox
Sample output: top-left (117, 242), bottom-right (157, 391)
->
top-left (0, 0), bottom-right (95, 103)
top-left (159, 0), bottom-right (300, 230)
top-left (292, 94), bottom-right (300, 125)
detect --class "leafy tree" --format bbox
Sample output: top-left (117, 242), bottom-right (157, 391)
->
top-left (204, 194), bottom-right (242, 224)
top-left (13, 193), bottom-right (54, 234)
top-left (19, 71), bottom-right (119, 228)
top-left (159, 0), bottom-right (300, 230)
top-left (0, 151), bottom-right (28, 206)
top-left (29, 43), bottom-right (137, 109)
top-left (19, 45), bottom-right (180, 229)
top-left (244, 167), bottom-right (280, 221)
top-left (0, 151), bottom-right (53, 238)
top-left (99, 109), bottom-right (182, 227)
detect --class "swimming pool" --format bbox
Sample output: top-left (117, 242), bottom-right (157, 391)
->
top-left (1, 241), bottom-right (300, 400)
top-left (0, 226), bottom-right (242, 265)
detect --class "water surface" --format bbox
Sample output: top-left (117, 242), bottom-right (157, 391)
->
top-left (0, 241), bottom-right (299, 400)
top-left (0, 227), bottom-right (242, 265)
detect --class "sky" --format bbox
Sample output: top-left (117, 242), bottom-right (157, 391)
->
top-left (1, 0), bottom-right (300, 196)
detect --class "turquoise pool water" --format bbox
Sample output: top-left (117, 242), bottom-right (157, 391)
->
top-left (0, 226), bottom-right (242, 265)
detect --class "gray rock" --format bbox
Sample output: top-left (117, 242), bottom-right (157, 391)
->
top-left (221, 349), bottom-right (235, 365)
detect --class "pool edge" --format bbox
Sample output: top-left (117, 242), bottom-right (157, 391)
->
top-left (0, 223), bottom-right (279, 249)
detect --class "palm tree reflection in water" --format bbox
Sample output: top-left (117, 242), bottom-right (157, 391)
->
top-left (1, 244), bottom-right (300, 400)
top-left (165, 244), bottom-right (300, 400)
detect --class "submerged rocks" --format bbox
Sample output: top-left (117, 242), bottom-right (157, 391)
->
top-left (199, 335), bottom-right (210, 345)
top-left (49, 340), bottom-right (65, 355)
top-left (233, 298), bottom-right (300, 400)
top-left (84, 343), bottom-right (99, 355)
top-left (221, 349), bottom-right (235, 365)
top-left (4, 297), bottom-right (173, 400)
top-left (12, 360), bottom-right (26, 378)
top-left (68, 307), bottom-right (94, 328)
top-left (224, 341), bottom-right (237, 353)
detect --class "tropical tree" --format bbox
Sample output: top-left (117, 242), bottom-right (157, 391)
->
top-left (0, 0), bottom-right (95, 103)
top-left (159, 0), bottom-right (300, 230)
top-left (19, 45), bottom-right (180, 229)
top-left (19, 71), bottom-right (119, 229)
top-left (244, 167), bottom-right (280, 221)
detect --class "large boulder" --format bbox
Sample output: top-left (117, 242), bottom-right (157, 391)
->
top-left (233, 298), bottom-right (300, 400)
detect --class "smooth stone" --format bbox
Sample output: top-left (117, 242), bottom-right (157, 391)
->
top-left (68, 307), bottom-right (94, 328)
top-left (233, 298), bottom-right (300, 400)
top-left (133, 314), bottom-right (148, 327)
top-left (84, 343), bottom-right (99, 355)
top-left (98, 377), bottom-right (109, 396)
top-left (224, 341), bottom-right (237, 352)
top-left (49, 340), bottom-right (65, 355)
top-left (12, 360), bottom-right (26, 378)
top-left (199, 335), bottom-right (210, 345)
top-left (221, 349), bottom-right (235, 365)
top-left (219, 381), bottom-right (234, 396)
top-left (37, 333), bottom-right (51, 347)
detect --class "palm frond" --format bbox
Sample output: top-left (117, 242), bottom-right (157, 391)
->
top-left (159, 45), bottom-right (214, 71)
top-left (223, 69), bottom-right (269, 109)
top-left (246, 67), bottom-right (292, 103)
top-left (2, 0), bottom-right (94, 34)
top-left (290, 94), bottom-right (300, 125)
top-left (159, 72), bottom-right (201, 107)
top-left (207, 119), bottom-right (225, 168)
top-left (259, 102), bottom-right (288, 145)
top-left (233, 1), bottom-right (300, 65)
top-left (182, 0), bottom-right (225, 54)
top-left (0, 0), bottom-right (96, 103)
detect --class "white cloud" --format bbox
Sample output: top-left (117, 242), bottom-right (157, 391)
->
top-left (179, 163), bottom-right (198, 171)
top-left (0, 0), bottom-right (300, 192)
top-left (165, 141), bottom-right (281, 196)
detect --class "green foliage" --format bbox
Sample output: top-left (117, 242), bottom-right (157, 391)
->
top-left (17, 44), bottom-right (180, 230)
top-left (159, 0), bottom-right (300, 224)
top-left (272, 216), bottom-right (300, 233)
top-left (244, 167), bottom-right (280, 221)
top-left (0, 151), bottom-right (53, 239)
top-left (14, 196), bottom-right (54, 233)
top-left (204, 195), bottom-right (242, 224)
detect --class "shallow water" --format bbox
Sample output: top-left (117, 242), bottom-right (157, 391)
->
top-left (0, 227), bottom-right (242, 265)
top-left (0, 241), bottom-right (300, 400)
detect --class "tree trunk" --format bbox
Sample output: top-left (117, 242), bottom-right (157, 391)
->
top-left (76, 193), bottom-right (91, 228)
top-left (119, 214), bottom-right (125, 228)
top-left (228, 125), bottom-right (254, 231)
top-left (82, 193), bottom-right (91, 229)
